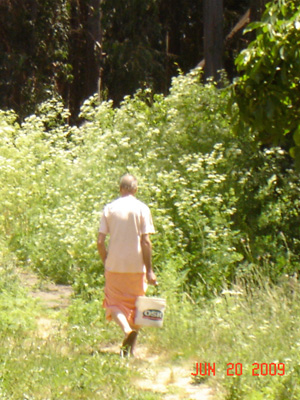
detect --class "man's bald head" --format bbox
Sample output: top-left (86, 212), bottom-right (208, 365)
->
top-left (119, 174), bottom-right (138, 195)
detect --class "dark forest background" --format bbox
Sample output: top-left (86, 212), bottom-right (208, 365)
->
top-left (0, 0), bottom-right (267, 123)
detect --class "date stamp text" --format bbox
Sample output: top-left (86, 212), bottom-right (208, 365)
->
top-left (191, 362), bottom-right (285, 377)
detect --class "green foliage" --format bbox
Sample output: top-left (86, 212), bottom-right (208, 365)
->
top-left (0, 0), bottom-right (252, 121)
top-left (0, 0), bottom-right (71, 118)
top-left (145, 278), bottom-right (300, 400)
top-left (0, 69), bottom-right (299, 296)
top-left (1, 260), bottom-right (300, 399)
top-left (0, 258), bottom-right (160, 399)
top-left (232, 0), bottom-right (300, 164)
top-left (1, 258), bottom-right (300, 399)
top-left (0, 259), bottom-right (38, 334)
top-left (101, 0), bottom-right (165, 105)
top-left (231, 145), bottom-right (300, 280)
top-left (0, 338), bottom-right (158, 400)
top-left (1, 14), bottom-right (300, 399)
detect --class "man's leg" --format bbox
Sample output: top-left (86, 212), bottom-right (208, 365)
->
top-left (129, 328), bottom-right (139, 356)
top-left (110, 309), bottom-right (132, 336)
top-left (111, 309), bottom-right (139, 357)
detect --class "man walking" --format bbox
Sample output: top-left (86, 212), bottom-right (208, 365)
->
top-left (97, 174), bottom-right (157, 356)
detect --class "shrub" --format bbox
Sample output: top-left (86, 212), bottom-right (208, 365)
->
top-left (0, 69), bottom-right (299, 297)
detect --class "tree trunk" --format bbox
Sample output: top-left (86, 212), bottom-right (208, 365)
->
top-left (68, 0), bottom-right (101, 123)
top-left (203, 0), bottom-right (223, 82)
top-left (85, 0), bottom-right (102, 98)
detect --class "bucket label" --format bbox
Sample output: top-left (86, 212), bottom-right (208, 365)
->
top-left (143, 309), bottom-right (163, 321)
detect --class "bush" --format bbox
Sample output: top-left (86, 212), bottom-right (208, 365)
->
top-left (0, 69), bottom-right (299, 297)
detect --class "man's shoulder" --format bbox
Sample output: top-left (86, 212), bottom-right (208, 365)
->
top-left (129, 196), bottom-right (150, 210)
top-left (105, 195), bottom-right (150, 210)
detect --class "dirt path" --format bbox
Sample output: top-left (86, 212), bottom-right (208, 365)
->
top-left (17, 268), bottom-right (214, 400)
top-left (100, 342), bottom-right (214, 399)
top-left (17, 268), bottom-right (73, 339)
top-left (135, 355), bottom-right (214, 400)
top-left (17, 268), bottom-right (73, 309)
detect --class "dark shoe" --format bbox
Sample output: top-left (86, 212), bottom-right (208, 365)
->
top-left (120, 347), bottom-right (129, 358)
top-left (120, 330), bottom-right (138, 358)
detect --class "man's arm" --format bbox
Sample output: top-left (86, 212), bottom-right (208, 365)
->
top-left (97, 232), bottom-right (107, 264)
top-left (141, 234), bottom-right (157, 285)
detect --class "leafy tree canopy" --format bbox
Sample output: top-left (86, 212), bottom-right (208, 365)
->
top-left (0, 0), bottom-right (71, 118)
top-left (0, 0), bottom-right (252, 121)
top-left (232, 0), bottom-right (300, 166)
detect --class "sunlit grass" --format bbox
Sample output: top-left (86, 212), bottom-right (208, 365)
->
top-left (0, 333), bottom-right (162, 399)
top-left (144, 276), bottom-right (300, 400)
top-left (0, 265), bottom-right (162, 400)
top-left (1, 259), bottom-right (300, 399)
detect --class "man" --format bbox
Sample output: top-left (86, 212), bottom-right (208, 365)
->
top-left (97, 174), bottom-right (157, 357)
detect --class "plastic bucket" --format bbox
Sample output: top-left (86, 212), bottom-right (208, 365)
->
top-left (135, 296), bottom-right (166, 328)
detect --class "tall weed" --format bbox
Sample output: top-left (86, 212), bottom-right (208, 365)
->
top-left (144, 276), bottom-right (300, 399)
top-left (0, 68), bottom-right (299, 295)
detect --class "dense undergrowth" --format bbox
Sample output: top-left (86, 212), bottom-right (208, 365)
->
top-left (0, 69), bottom-right (300, 399)
top-left (1, 69), bottom-right (299, 293)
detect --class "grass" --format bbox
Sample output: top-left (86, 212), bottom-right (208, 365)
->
top-left (144, 275), bottom-right (300, 400)
top-left (1, 259), bottom-right (300, 400)
top-left (0, 334), bottom-right (161, 399)
top-left (0, 264), bottom-right (161, 400)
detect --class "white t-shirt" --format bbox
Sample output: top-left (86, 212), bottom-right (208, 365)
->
top-left (99, 195), bottom-right (155, 273)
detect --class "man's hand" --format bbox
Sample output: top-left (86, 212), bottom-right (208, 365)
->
top-left (146, 270), bottom-right (157, 286)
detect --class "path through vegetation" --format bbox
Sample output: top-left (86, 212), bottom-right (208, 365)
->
top-left (17, 268), bottom-right (214, 400)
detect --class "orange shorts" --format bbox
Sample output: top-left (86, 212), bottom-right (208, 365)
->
top-left (103, 270), bottom-right (147, 326)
